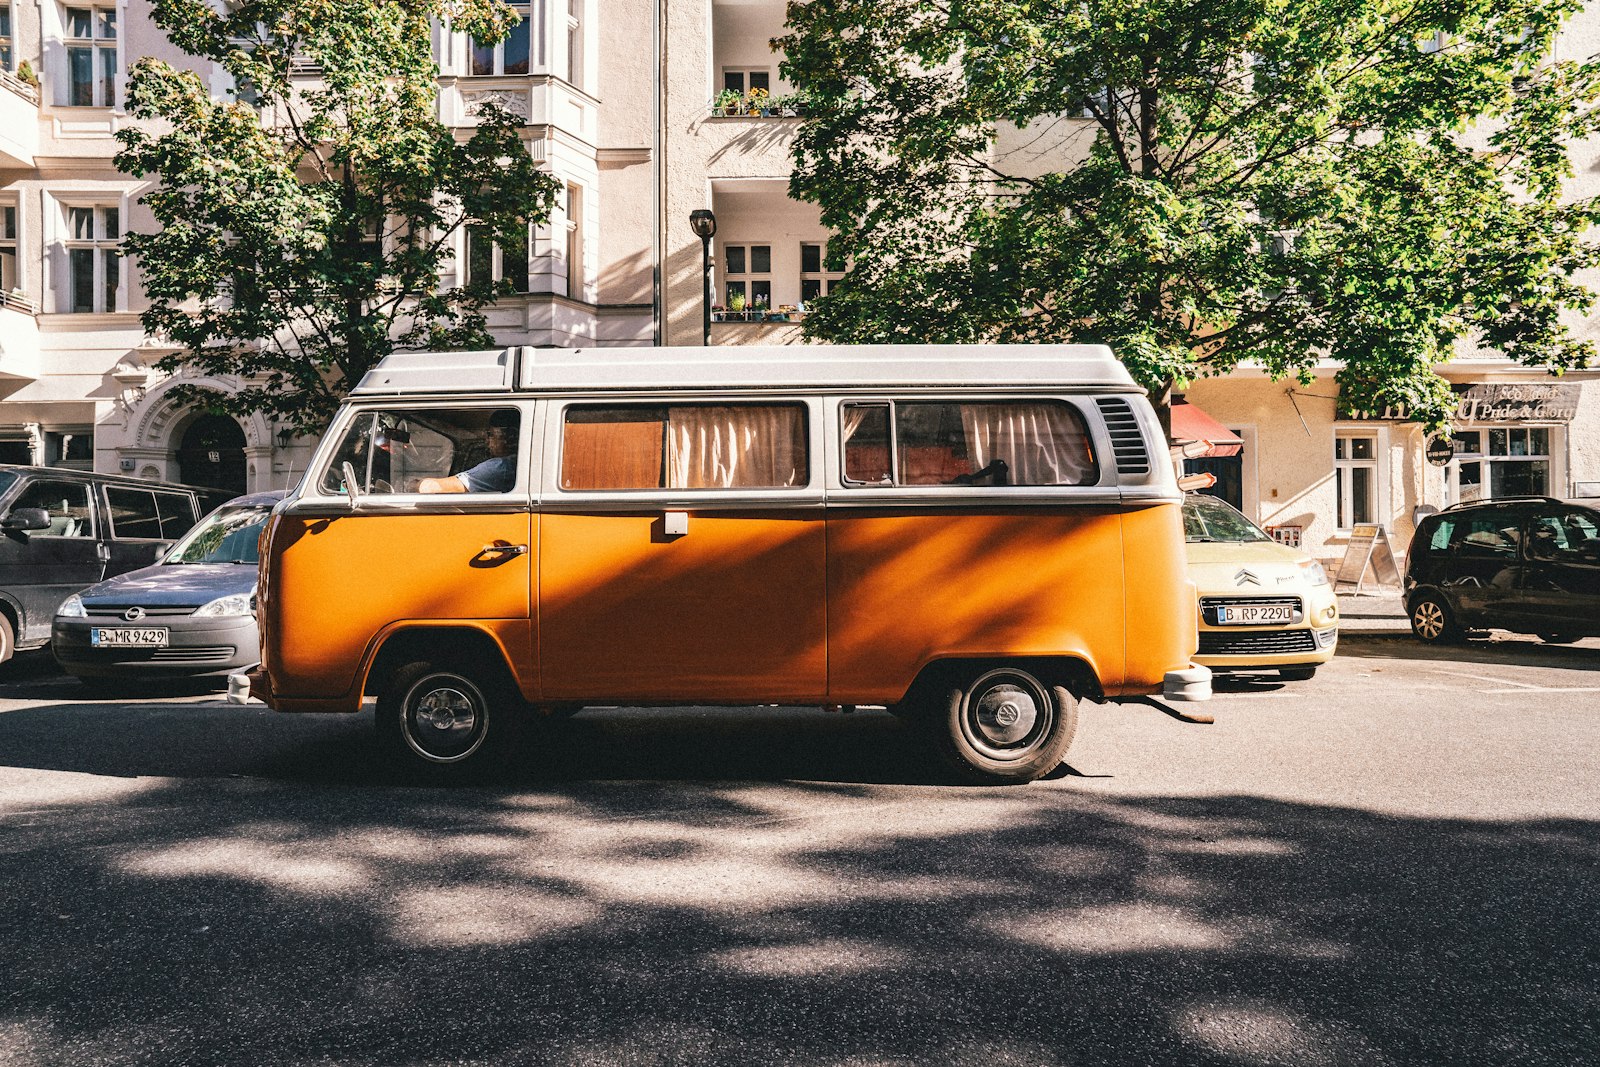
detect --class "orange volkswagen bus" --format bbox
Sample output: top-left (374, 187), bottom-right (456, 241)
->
top-left (237, 344), bottom-right (1209, 782)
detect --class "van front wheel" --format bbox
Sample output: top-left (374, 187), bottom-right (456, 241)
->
top-left (929, 667), bottom-right (1078, 784)
top-left (378, 662), bottom-right (498, 773)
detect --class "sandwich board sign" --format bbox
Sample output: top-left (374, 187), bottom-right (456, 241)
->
top-left (1333, 523), bottom-right (1402, 593)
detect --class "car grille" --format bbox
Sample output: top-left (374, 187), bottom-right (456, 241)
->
top-left (84, 605), bottom-right (197, 618)
top-left (1198, 595), bottom-right (1303, 626)
top-left (1198, 629), bottom-right (1318, 655)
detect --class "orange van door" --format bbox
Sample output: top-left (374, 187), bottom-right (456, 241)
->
top-left (537, 400), bottom-right (826, 705)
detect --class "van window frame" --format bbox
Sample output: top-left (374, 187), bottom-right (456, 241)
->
top-left (299, 399), bottom-right (538, 508)
top-left (547, 396), bottom-right (822, 502)
top-left (833, 395), bottom-right (1108, 493)
top-left (103, 484), bottom-right (197, 541)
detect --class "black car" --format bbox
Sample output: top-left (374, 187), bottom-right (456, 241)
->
top-left (0, 467), bottom-right (234, 665)
top-left (1404, 496), bottom-right (1600, 644)
top-left (52, 491), bottom-right (284, 683)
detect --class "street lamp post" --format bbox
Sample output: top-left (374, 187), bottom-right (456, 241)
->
top-left (689, 209), bottom-right (717, 346)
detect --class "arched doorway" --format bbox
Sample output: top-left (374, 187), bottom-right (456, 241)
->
top-left (176, 414), bottom-right (247, 495)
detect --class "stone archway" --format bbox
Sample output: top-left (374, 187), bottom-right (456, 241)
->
top-left (175, 413), bottom-right (248, 495)
top-left (113, 375), bottom-right (275, 492)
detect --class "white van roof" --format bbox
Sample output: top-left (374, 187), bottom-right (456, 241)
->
top-left (351, 344), bottom-right (1140, 396)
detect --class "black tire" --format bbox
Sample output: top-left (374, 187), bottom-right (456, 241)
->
top-left (1539, 632), bottom-right (1580, 644)
top-left (0, 614), bottom-right (12, 666)
top-left (1409, 593), bottom-right (1461, 644)
top-left (376, 660), bottom-right (507, 775)
top-left (1277, 667), bottom-right (1317, 682)
top-left (924, 667), bottom-right (1078, 784)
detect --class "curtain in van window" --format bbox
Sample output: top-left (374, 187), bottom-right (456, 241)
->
top-left (665, 405), bottom-right (807, 489)
top-left (957, 403), bottom-right (1096, 486)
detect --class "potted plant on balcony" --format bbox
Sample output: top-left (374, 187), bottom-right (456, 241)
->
top-left (17, 60), bottom-right (40, 89)
top-left (713, 88), bottom-right (741, 117)
top-left (748, 86), bottom-right (772, 116)
top-left (728, 290), bottom-right (747, 317)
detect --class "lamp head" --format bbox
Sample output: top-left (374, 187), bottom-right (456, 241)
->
top-left (689, 209), bottom-right (717, 240)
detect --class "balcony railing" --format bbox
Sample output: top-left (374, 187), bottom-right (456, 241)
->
top-left (0, 68), bottom-right (40, 105)
top-left (1, 289), bottom-right (40, 314)
top-left (707, 91), bottom-right (811, 118)
top-left (711, 306), bottom-right (807, 323)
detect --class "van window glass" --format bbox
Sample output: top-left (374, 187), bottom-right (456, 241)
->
top-left (561, 404), bottom-right (808, 490)
top-left (0, 471), bottom-right (18, 498)
top-left (319, 407), bottom-right (522, 495)
top-left (106, 487), bottom-right (162, 539)
top-left (154, 491), bottom-right (197, 539)
top-left (1449, 513), bottom-right (1520, 557)
top-left (12, 480), bottom-right (93, 537)
top-left (843, 400), bottom-right (1096, 487)
top-left (1427, 519), bottom-right (1454, 552)
top-left (1528, 510), bottom-right (1600, 561)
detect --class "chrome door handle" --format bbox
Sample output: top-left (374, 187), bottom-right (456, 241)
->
top-left (479, 542), bottom-right (528, 557)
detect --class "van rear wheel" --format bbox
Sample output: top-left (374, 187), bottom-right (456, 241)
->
top-left (377, 661), bottom-right (503, 775)
top-left (927, 667), bottom-right (1077, 784)
top-left (1409, 594), bottom-right (1461, 644)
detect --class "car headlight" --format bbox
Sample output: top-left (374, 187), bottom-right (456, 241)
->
top-left (193, 592), bottom-right (255, 618)
top-left (1299, 560), bottom-right (1330, 587)
top-left (57, 594), bottom-right (86, 618)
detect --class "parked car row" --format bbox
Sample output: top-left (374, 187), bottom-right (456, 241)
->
top-left (0, 464), bottom-right (277, 686)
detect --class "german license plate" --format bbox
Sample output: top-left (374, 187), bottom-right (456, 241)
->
top-left (90, 627), bottom-right (169, 647)
top-left (1217, 605), bottom-right (1294, 625)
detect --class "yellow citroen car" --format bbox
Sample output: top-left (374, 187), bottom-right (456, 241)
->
top-left (1183, 494), bottom-right (1339, 681)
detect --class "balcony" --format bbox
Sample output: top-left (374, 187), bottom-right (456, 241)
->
top-left (0, 68), bottom-right (40, 167)
top-left (438, 74), bottom-right (598, 145)
top-left (700, 178), bottom-right (836, 344)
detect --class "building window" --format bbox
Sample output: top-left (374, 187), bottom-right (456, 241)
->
top-left (1451, 427), bottom-right (1552, 501)
top-left (465, 224), bottom-right (529, 293)
top-left (1, 203), bottom-right (17, 293)
top-left (44, 427), bottom-right (93, 469)
top-left (565, 182), bottom-right (584, 297)
top-left (565, 0), bottom-right (582, 86)
top-left (722, 244), bottom-right (771, 313)
top-left (1, 5), bottom-right (14, 68)
top-left (1334, 432), bottom-right (1377, 528)
top-left (64, 203), bottom-right (120, 313)
top-left (66, 5), bottom-right (118, 107)
top-left (799, 242), bottom-right (844, 302)
top-left (470, 2), bottom-right (530, 75)
top-left (722, 68), bottom-right (769, 101)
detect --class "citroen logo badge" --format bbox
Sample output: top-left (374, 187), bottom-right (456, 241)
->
top-left (123, 606), bottom-right (145, 622)
top-left (1233, 568), bottom-right (1261, 587)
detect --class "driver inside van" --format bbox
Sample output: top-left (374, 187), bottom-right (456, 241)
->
top-left (418, 410), bottom-right (518, 494)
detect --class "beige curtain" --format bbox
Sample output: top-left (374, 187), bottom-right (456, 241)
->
top-left (666, 405), bottom-right (807, 488)
top-left (958, 403), bottom-right (1096, 485)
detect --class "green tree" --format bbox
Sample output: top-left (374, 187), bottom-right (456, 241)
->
top-left (115, 0), bottom-right (561, 432)
top-left (777, 0), bottom-right (1600, 430)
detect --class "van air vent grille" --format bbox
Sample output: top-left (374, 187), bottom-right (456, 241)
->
top-left (1096, 398), bottom-right (1150, 475)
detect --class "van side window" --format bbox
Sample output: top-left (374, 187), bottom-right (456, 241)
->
top-left (561, 404), bottom-right (808, 490)
top-left (155, 491), bottom-right (198, 538)
top-left (1450, 513), bottom-right (1520, 556)
top-left (107, 488), bottom-right (164, 539)
top-left (1427, 519), bottom-right (1454, 552)
top-left (842, 400), bottom-right (1097, 487)
top-left (12, 480), bottom-right (93, 537)
top-left (319, 407), bottom-right (522, 495)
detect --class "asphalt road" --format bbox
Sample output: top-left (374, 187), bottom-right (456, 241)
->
top-left (1, 636), bottom-right (1597, 1066)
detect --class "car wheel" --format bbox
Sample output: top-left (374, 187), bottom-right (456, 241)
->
top-left (1409, 594), bottom-right (1460, 644)
top-left (376, 661), bottom-right (507, 775)
top-left (1277, 667), bottom-right (1317, 682)
top-left (1538, 632), bottom-right (1580, 644)
top-left (924, 666), bottom-right (1078, 784)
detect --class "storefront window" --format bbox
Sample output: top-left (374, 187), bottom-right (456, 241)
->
top-left (1451, 428), bottom-right (1552, 502)
top-left (1335, 433), bottom-right (1376, 528)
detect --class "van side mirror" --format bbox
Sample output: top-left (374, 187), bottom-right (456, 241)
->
top-left (1, 508), bottom-right (51, 532)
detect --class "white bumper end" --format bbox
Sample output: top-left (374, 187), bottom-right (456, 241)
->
top-left (226, 673), bottom-right (252, 706)
top-left (1164, 664), bottom-right (1213, 702)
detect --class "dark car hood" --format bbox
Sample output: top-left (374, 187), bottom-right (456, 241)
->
top-left (78, 562), bottom-right (258, 608)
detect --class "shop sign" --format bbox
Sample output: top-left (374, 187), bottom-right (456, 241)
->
top-left (1425, 435), bottom-right (1454, 466)
top-left (1338, 382), bottom-right (1582, 423)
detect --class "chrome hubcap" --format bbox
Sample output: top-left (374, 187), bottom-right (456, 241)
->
top-left (403, 679), bottom-right (485, 762)
top-left (974, 685), bottom-right (1037, 746)
top-left (962, 672), bottom-right (1053, 761)
top-left (1415, 603), bottom-right (1443, 639)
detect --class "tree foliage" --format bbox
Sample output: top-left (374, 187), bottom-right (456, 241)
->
top-left (777, 0), bottom-right (1600, 427)
top-left (116, 0), bottom-right (560, 431)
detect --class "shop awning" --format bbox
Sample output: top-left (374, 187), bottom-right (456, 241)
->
top-left (1171, 400), bottom-right (1243, 458)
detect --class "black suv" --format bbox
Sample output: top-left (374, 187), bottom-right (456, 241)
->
top-left (1404, 497), bottom-right (1600, 644)
top-left (0, 467), bottom-right (234, 664)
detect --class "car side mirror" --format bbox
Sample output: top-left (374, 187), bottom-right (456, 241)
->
top-left (0, 508), bottom-right (51, 532)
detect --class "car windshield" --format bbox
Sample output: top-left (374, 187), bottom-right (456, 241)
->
top-left (163, 505), bottom-right (272, 564)
top-left (1184, 495), bottom-right (1271, 543)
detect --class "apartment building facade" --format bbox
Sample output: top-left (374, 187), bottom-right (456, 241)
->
top-left (0, 0), bottom-right (1597, 571)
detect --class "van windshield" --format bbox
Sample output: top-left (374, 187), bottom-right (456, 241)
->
top-left (164, 505), bottom-right (272, 564)
top-left (1183, 494), bottom-right (1271, 543)
top-left (0, 471), bottom-right (17, 498)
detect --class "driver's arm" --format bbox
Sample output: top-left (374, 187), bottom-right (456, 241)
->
top-left (417, 475), bottom-right (467, 494)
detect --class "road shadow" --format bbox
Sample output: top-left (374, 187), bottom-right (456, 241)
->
top-left (0, 776), bottom-right (1592, 1066)
top-left (1336, 633), bottom-right (1600, 672)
